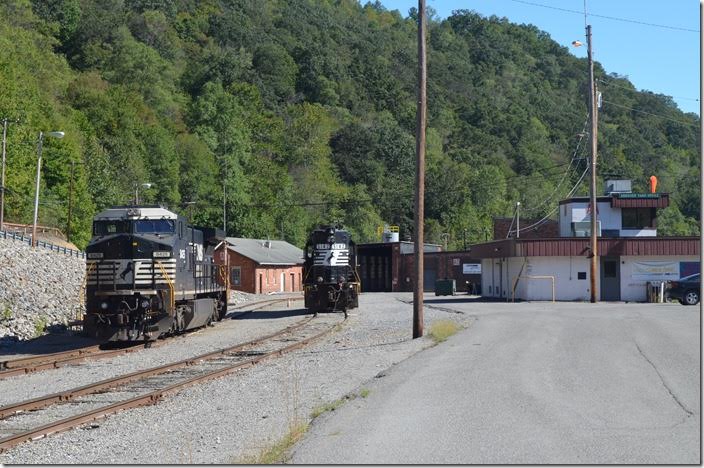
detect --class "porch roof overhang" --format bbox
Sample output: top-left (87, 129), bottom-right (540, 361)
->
top-left (469, 236), bottom-right (699, 259)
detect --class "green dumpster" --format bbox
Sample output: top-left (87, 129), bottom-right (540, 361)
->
top-left (434, 279), bottom-right (456, 296)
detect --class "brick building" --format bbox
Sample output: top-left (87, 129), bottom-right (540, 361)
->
top-left (215, 238), bottom-right (304, 294)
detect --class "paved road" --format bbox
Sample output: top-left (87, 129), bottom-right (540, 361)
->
top-left (291, 298), bottom-right (700, 464)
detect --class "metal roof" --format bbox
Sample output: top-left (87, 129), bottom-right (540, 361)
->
top-left (94, 206), bottom-right (177, 220)
top-left (224, 237), bottom-right (304, 265)
top-left (469, 237), bottom-right (699, 258)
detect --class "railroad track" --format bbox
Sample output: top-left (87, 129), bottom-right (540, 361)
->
top-left (0, 296), bottom-right (302, 380)
top-left (0, 310), bottom-right (343, 453)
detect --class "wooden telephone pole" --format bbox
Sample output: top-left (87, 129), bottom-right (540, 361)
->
top-left (413, 0), bottom-right (427, 339)
top-left (586, 24), bottom-right (599, 303)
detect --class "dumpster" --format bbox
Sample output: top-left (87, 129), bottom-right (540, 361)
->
top-left (435, 279), bottom-right (456, 296)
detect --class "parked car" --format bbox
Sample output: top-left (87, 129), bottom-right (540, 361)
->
top-left (666, 273), bottom-right (700, 305)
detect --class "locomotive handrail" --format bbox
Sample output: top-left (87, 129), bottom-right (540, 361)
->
top-left (156, 261), bottom-right (175, 313)
top-left (79, 263), bottom-right (95, 321)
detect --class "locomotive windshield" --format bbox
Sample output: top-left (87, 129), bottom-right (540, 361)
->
top-left (93, 219), bottom-right (175, 235)
top-left (134, 219), bottom-right (175, 234)
top-left (93, 220), bottom-right (130, 236)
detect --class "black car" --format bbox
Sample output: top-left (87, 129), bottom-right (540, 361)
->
top-left (667, 273), bottom-right (700, 305)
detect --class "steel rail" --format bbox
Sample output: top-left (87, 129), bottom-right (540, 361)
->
top-left (0, 296), bottom-right (301, 380)
top-left (0, 314), bottom-right (314, 419)
top-left (0, 313), bottom-right (342, 453)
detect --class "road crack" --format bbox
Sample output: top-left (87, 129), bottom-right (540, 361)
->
top-left (634, 342), bottom-right (693, 416)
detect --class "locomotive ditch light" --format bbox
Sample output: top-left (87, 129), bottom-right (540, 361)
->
top-left (100, 302), bottom-right (109, 310)
top-left (141, 299), bottom-right (150, 309)
top-left (317, 276), bottom-right (324, 283)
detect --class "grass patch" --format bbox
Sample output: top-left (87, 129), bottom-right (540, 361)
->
top-left (310, 398), bottom-right (346, 418)
top-left (33, 316), bottom-right (48, 337)
top-left (359, 388), bottom-right (370, 398)
top-left (429, 320), bottom-right (460, 344)
top-left (241, 421), bottom-right (309, 464)
top-left (1, 304), bottom-right (11, 321)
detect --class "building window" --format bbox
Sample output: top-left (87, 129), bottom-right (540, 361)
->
top-left (622, 208), bottom-right (655, 229)
top-left (230, 267), bottom-right (241, 286)
top-left (577, 272), bottom-right (587, 280)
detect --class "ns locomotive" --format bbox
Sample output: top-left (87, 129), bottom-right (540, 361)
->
top-left (303, 225), bottom-right (360, 317)
top-left (83, 205), bottom-right (227, 342)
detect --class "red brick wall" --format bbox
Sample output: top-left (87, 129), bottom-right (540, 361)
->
top-left (215, 246), bottom-right (302, 294)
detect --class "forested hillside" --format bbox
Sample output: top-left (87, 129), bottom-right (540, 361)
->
top-left (0, 0), bottom-right (699, 249)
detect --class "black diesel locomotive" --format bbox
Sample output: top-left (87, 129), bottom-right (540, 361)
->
top-left (83, 205), bottom-right (227, 342)
top-left (303, 225), bottom-right (360, 317)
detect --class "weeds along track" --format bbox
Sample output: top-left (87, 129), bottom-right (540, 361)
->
top-left (0, 297), bottom-right (301, 380)
top-left (0, 310), bottom-right (344, 453)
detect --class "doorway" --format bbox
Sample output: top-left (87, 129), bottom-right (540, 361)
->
top-left (600, 257), bottom-right (621, 301)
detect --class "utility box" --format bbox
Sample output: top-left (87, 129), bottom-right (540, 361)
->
top-left (434, 279), bottom-right (456, 296)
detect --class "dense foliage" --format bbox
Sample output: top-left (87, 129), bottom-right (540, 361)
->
top-left (0, 0), bottom-right (699, 249)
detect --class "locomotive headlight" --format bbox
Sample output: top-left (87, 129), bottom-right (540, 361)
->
top-left (87, 252), bottom-right (103, 259)
top-left (316, 276), bottom-right (323, 283)
top-left (100, 302), bottom-right (109, 310)
top-left (153, 251), bottom-right (171, 258)
top-left (141, 299), bottom-right (151, 309)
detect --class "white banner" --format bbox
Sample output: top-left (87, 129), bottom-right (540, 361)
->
top-left (463, 263), bottom-right (481, 274)
top-left (631, 261), bottom-right (679, 280)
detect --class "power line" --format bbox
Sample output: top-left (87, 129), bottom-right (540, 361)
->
top-left (598, 78), bottom-right (699, 102)
top-left (601, 99), bottom-right (700, 127)
top-left (506, 0), bottom-right (699, 33)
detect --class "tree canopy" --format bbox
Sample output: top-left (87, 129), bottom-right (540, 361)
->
top-left (0, 0), bottom-right (698, 249)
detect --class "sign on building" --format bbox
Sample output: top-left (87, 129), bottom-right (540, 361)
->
top-left (631, 261), bottom-right (679, 280)
top-left (462, 263), bottom-right (481, 274)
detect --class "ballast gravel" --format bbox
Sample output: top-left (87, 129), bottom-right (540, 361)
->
top-left (0, 292), bottom-right (473, 464)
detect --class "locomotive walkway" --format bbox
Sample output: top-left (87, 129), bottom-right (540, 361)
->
top-left (291, 299), bottom-right (700, 464)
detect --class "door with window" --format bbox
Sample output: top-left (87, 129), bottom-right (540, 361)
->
top-left (600, 257), bottom-right (621, 301)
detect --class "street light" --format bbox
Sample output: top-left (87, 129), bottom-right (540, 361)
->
top-left (32, 131), bottom-right (64, 247)
top-left (134, 182), bottom-right (153, 205)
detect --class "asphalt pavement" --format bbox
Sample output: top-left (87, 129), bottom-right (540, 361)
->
top-left (290, 297), bottom-right (700, 464)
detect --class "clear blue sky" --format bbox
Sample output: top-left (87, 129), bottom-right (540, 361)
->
top-left (379, 0), bottom-right (700, 115)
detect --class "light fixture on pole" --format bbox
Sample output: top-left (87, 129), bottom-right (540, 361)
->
top-left (134, 182), bottom-right (153, 205)
top-left (573, 25), bottom-right (599, 303)
top-left (32, 131), bottom-right (64, 247)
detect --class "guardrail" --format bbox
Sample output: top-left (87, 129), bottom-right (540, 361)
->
top-left (0, 229), bottom-right (85, 259)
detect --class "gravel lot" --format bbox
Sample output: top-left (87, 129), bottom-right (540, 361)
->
top-left (0, 292), bottom-right (470, 464)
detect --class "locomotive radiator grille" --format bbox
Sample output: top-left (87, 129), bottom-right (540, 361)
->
top-left (86, 259), bottom-right (177, 286)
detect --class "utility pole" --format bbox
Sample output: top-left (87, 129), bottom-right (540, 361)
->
top-left (516, 201), bottom-right (521, 239)
top-left (413, 0), bottom-right (427, 339)
top-left (0, 118), bottom-right (7, 232)
top-left (587, 24), bottom-right (599, 303)
top-left (67, 161), bottom-right (75, 243)
top-left (699, 1), bottom-right (703, 311)
top-left (0, 118), bottom-right (19, 232)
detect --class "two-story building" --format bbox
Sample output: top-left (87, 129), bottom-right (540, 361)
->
top-left (471, 180), bottom-right (699, 302)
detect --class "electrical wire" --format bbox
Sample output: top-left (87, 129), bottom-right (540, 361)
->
top-left (598, 78), bottom-right (700, 102)
top-left (520, 115), bottom-right (590, 216)
top-left (509, 162), bottom-right (590, 235)
top-left (601, 100), bottom-right (699, 127)
top-left (506, 0), bottom-right (699, 33)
